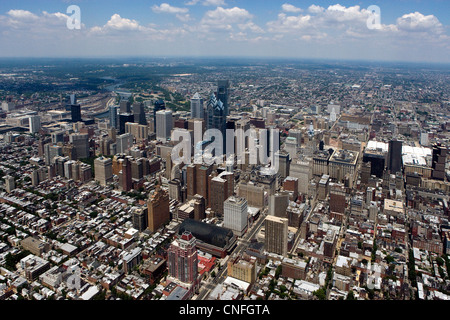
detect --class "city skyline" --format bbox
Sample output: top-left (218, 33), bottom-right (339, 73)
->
top-left (0, 1), bottom-right (448, 63)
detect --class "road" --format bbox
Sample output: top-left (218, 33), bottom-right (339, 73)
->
top-left (196, 209), bottom-right (268, 300)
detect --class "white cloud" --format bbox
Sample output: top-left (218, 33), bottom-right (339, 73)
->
top-left (152, 3), bottom-right (189, 14)
top-left (308, 5), bottom-right (324, 14)
top-left (281, 4), bottom-right (302, 13)
top-left (396, 12), bottom-right (444, 33)
top-left (103, 14), bottom-right (142, 31)
top-left (201, 6), bottom-right (253, 31)
top-left (202, 0), bottom-right (227, 6)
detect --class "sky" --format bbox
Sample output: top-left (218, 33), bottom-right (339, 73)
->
top-left (0, 0), bottom-right (449, 63)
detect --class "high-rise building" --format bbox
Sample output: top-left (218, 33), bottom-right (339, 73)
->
top-left (206, 93), bottom-right (226, 152)
top-left (94, 156), bottom-right (113, 186)
top-left (116, 133), bottom-right (133, 154)
top-left (119, 157), bottom-right (132, 192)
top-left (119, 113), bottom-right (134, 135)
top-left (387, 140), bottom-right (403, 174)
top-left (269, 192), bottom-right (289, 218)
top-left (264, 215), bottom-right (288, 256)
top-left (4, 175), bottom-right (15, 193)
top-left (120, 100), bottom-right (131, 114)
top-left (147, 187), bottom-right (170, 232)
top-left (190, 93), bottom-right (204, 119)
top-left (432, 144), bottom-right (447, 181)
top-left (69, 133), bottom-right (89, 160)
top-left (167, 231), bottom-right (198, 285)
top-left (109, 105), bottom-right (119, 129)
top-left (209, 175), bottom-right (228, 216)
top-left (29, 115), bottom-right (41, 134)
top-left (133, 102), bottom-right (147, 126)
top-left (132, 207), bottom-right (148, 232)
top-left (217, 80), bottom-right (230, 117)
top-left (223, 196), bottom-right (248, 237)
top-left (67, 94), bottom-right (82, 123)
top-left (125, 122), bottom-right (148, 142)
top-left (156, 110), bottom-right (173, 142)
top-left (153, 99), bottom-right (166, 132)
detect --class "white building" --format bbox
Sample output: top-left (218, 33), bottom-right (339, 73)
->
top-left (116, 133), bottom-right (133, 154)
top-left (156, 109), bottom-right (173, 142)
top-left (223, 196), bottom-right (248, 237)
top-left (29, 115), bottom-right (41, 134)
top-left (190, 93), bottom-right (204, 119)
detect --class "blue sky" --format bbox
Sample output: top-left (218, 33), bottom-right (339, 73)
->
top-left (0, 0), bottom-right (449, 62)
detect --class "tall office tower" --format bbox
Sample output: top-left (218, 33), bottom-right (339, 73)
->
top-left (120, 100), bottom-right (131, 114)
top-left (217, 80), bottom-right (230, 117)
top-left (147, 187), bottom-right (170, 232)
top-left (69, 133), bottom-right (89, 159)
top-left (29, 115), bottom-right (41, 134)
top-left (432, 144), bottom-right (447, 181)
top-left (269, 192), bottom-right (290, 218)
top-left (125, 122), bottom-right (149, 142)
top-left (276, 151), bottom-right (291, 179)
top-left (209, 175), bottom-right (228, 216)
top-left (190, 93), bottom-right (204, 119)
top-left (206, 93), bottom-right (226, 152)
top-left (288, 129), bottom-right (302, 148)
top-left (156, 109), bottom-right (173, 142)
top-left (153, 99), bottom-right (166, 132)
top-left (119, 113), bottom-right (134, 135)
top-left (94, 156), bottom-right (113, 186)
top-left (51, 131), bottom-right (64, 144)
top-left (167, 231), bottom-right (198, 285)
top-left (131, 158), bottom-right (143, 180)
top-left (265, 215), bottom-right (288, 256)
top-left (133, 102), bottom-right (147, 126)
top-left (132, 207), bottom-right (148, 232)
top-left (4, 176), bottom-right (15, 193)
top-left (196, 164), bottom-right (213, 203)
top-left (38, 139), bottom-right (45, 158)
top-left (192, 195), bottom-right (206, 221)
top-left (186, 164), bottom-right (197, 199)
top-left (119, 157), bottom-right (132, 192)
top-left (66, 94), bottom-right (82, 123)
top-left (223, 196), bottom-right (248, 237)
top-left (387, 139), bottom-right (402, 174)
top-left (44, 144), bottom-right (63, 165)
top-left (109, 105), bottom-right (119, 129)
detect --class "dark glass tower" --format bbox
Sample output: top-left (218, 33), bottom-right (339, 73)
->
top-left (67, 94), bottom-right (81, 123)
top-left (206, 93), bottom-right (227, 153)
top-left (133, 102), bottom-right (147, 126)
top-left (388, 140), bottom-right (402, 174)
top-left (217, 80), bottom-right (230, 117)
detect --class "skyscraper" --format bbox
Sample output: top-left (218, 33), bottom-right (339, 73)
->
top-left (167, 231), bottom-right (198, 285)
top-left (223, 196), bottom-right (248, 237)
top-left (67, 94), bottom-right (82, 123)
top-left (217, 80), bottom-right (230, 117)
top-left (119, 113), bottom-right (134, 135)
top-left (147, 187), bottom-right (170, 232)
top-left (29, 115), bottom-right (41, 134)
top-left (120, 100), bottom-right (131, 114)
top-left (264, 215), bottom-right (288, 256)
top-left (133, 102), bottom-right (147, 126)
top-left (69, 133), bottom-right (89, 160)
top-left (156, 109), bottom-right (173, 142)
top-left (94, 156), bottom-right (113, 186)
top-left (206, 93), bottom-right (226, 152)
top-left (387, 140), bottom-right (402, 174)
top-left (190, 92), bottom-right (204, 119)
top-left (109, 105), bottom-right (119, 129)
top-left (153, 99), bottom-right (166, 132)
